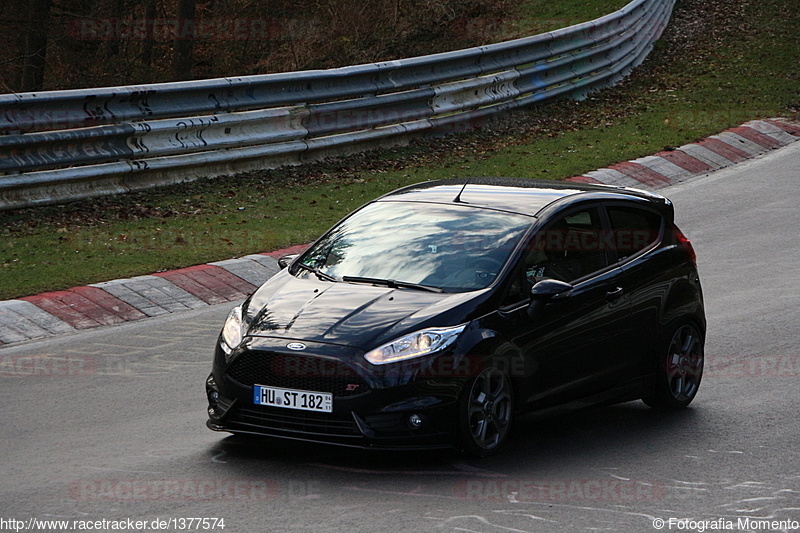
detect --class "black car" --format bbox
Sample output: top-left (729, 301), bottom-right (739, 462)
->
top-left (206, 178), bottom-right (705, 456)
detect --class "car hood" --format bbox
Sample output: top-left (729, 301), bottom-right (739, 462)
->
top-left (244, 270), bottom-right (488, 350)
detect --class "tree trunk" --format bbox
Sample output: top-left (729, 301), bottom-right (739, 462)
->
top-left (141, 0), bottom-right (158, 68)
top-left (19, 0), bottom-right (53, 91)
top-left (172, 0), bottom-right (196, 80)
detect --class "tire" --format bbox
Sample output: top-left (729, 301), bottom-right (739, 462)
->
top-left (643, 322), bottom-right (704, 409)
top-left (458, 366), bottom-right (514, 457)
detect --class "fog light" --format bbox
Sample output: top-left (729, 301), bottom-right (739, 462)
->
top-left (206, 374), bottom-right (220, 406)
top-left (408, 414), bottom-right (424, 429)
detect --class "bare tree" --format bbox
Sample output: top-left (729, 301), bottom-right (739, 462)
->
top-left (172, 0), bottom-right (195, 80)
top-left (19, 0), bottom-right (53, 91)
top-left (141, 0), bottom-right (158, 68)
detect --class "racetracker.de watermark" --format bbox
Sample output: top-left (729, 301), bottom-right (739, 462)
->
top-left (0, 355), bottom-right (96, 377)
top-left (68, 18), bottom-right (282, 41)
top-left (69, 479), bottom-right (279, 501)
top-left (704, 355), bottom-right (800, 378)
top-left (454, 478), bottom-right (664, 502)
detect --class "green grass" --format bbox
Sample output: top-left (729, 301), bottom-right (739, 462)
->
top-left (1, 0), bottom-right (798, 300)
top-left (492, 0), bottom-right (631, 41)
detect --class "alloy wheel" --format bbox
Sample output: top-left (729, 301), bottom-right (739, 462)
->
top-left (465, 367), bottom-right (513, 451)
top-left (665, 324), bottom-right (704, 402)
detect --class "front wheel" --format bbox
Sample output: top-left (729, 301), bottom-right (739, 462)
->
top-left (458, 366), bottom-right (514, 457)
top-left (643, 322), bottom-right (704, 409)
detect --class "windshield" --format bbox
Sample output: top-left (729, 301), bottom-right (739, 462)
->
top-left (297, 201), bottom-right (532, 292)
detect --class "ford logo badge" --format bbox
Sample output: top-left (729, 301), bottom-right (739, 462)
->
top-left (287, 342), bottom-right (306, 351)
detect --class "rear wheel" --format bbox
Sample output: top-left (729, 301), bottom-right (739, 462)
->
top-left (643, 322), bottom-right (704, 409)
top-left (458, 366), bottom-right (514, 457)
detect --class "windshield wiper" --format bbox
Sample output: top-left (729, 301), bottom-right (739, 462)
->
top-left (342, 276), bottom-right (443, 293)
top-left (296, 262), bottom-right (337, 282)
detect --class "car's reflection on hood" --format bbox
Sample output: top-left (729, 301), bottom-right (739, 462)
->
top-left (246, 271), bottom-right (488, 349)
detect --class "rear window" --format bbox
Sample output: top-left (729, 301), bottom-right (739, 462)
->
top-left (606, 206), bottom-right (663, 262)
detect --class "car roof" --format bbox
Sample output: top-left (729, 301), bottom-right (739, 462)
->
top-left (377, 177), bottom-right (669, 217)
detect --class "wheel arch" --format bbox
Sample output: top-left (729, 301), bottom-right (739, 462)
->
top-left (461, 335), bottom-right (526, 411)
top-left (659, 266), bottom-right (706, 335)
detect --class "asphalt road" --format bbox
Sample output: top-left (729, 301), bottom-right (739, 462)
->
top-left (1, 142), bottom-right (799, 533)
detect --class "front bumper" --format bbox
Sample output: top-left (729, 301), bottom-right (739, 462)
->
top-left (206, 337), bottom-right (473, 450)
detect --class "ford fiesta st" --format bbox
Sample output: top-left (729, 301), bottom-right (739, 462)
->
top-left (206, 178), bottom-right (705, 456)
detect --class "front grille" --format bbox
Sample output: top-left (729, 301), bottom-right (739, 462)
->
top-left (231, 405), bottom-right (361, 437)
top-left (226, 350), bottom-right (369, 397)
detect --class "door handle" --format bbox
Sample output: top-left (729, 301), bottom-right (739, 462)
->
top-left (605, 287), bottom-right (624, 302)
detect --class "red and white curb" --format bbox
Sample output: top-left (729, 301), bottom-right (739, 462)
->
top-left (1, 119), bottom-right (798, 347)
top-left (565, 119), bottom-right (799, 188)
top-left (0, 244), bottom-right (309, 346)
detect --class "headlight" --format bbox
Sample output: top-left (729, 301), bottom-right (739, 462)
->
top-left (220, 306), bottom-right (244, 355)
top-left (364, 324), bottom-right (467, 365)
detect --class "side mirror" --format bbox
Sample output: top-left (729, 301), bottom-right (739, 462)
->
top-left (528, 279), bottom-right (573, 319)
top-left (530, 279), bottom-right (573, 299)
top-left (278, 254), bottom-right (299, 270)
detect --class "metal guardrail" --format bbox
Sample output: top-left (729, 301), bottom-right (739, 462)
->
top-left (0, 0), bottom-right (675, 210)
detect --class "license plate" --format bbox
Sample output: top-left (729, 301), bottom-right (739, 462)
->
top-left (253, 384), bottom-right (333, 413)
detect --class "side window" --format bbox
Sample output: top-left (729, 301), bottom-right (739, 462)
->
top-left (606, 206), bottom-right (663, 262)
top-left (526, 207), bottom-right (609, 284)
top-left (502, 262), bottom-right (528, 305)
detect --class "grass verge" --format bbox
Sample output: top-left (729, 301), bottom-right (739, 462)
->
top-left (1, 0), bottom-right (798, 300)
